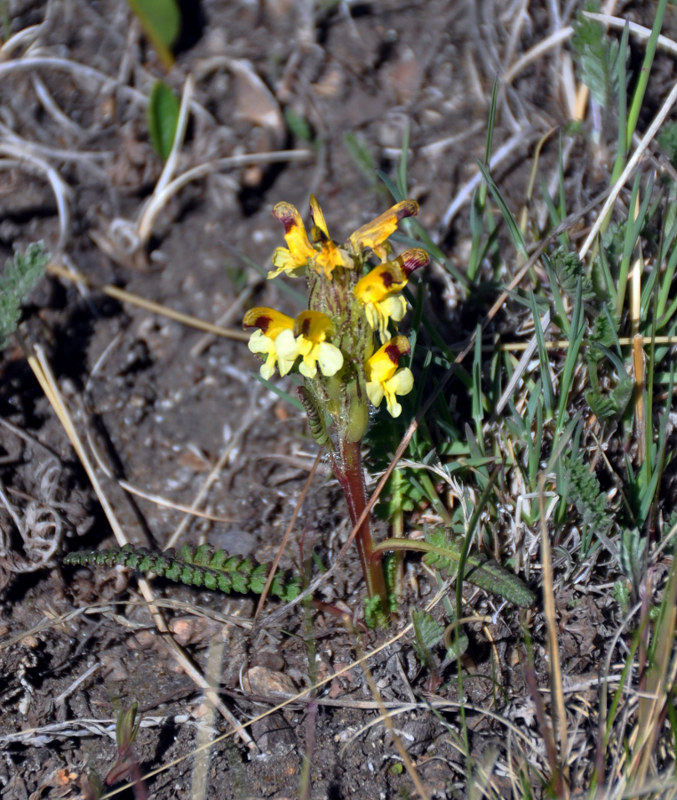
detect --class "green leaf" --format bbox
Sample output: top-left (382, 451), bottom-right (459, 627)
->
top-left (411, 609), bottom-right (443, 670)
top-left (658, 121), bottom-right (677, 169)
top-left (147, 80), bottom-right (180, 161)
top-left (364, 595), bottom-right (388, 628)
top-left (550, 246), bottom-right (596, 302)
top-left (344, 132), bottom-right (378, 185)
top-left (571, 12), bottom-right (621, 110)
top-left (0, 242), bottom-right (48, 348)
top-left (63, 545), bottom-right (300, 602)
top-left (127, 0), bottom-right (180, 68)
top-left (422, 529), bottom-right (536, 608)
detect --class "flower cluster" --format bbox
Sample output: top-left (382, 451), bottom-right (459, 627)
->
top-left (243, 196), bottom-right (428, 444)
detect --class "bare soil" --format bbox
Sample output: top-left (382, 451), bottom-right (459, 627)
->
top-left (0, 1), bottom-right (671, 798)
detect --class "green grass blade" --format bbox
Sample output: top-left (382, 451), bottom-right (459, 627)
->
top-left (624, 0), bottom-right (668, 154)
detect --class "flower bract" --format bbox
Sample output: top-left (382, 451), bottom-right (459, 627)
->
top-left (365, 335), bottom-right (414, 418)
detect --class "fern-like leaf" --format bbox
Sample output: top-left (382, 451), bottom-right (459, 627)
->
top-left (550, 246), bottom-right (596, 302)
top-left (423, 529), bottom-right (536, 608)
top-left (64, 545), bottom-right (301, 602)
top-left (0, 242), bottom-right (48, 348)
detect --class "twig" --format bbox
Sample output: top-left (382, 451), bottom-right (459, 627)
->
top-left (45, 261), bottom-right (249, 342)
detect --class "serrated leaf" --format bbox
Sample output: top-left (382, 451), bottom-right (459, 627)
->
top-left (127, 0), bottom-right (180, 69)
top-left (411, 610), bottom-right (443, 669)
top-left (63, 545), bottom-right (299, 601)
top-left (571, 14), bottom-right (621, 110)
top-left (147, 80), bottom-right (180, 160)
top-left (364, 595), bottom-right (388, 628)
top-left (0, 242), bottom-right (48, 348)
top-left (423, 529), bottom-right (536, 607)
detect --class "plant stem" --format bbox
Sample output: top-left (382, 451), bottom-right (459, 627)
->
top-left (331, 438), bottom-right (388, 607)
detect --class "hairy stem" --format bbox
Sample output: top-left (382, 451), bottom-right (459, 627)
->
top-left (331, 438), bottom-right (387, 607)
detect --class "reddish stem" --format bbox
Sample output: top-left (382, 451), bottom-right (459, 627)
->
top-left (331, 438), bottom-right (388, 606)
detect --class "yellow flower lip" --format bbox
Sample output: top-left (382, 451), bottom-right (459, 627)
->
top-left (243, 307), bottom-right (299, 379)
top-left (293, 310), bottom-right (343, 378)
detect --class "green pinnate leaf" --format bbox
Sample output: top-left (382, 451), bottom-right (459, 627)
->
top-left (0, 242), bottom-right (48, 348)
top-left (411, 610), bottom-right (443, 670)
top-left (571, 11), bottom-right (622, 110)
top-left (423, 529), bottom-right (536, 608)
top-left (63, 546), bottom-right (299, 602)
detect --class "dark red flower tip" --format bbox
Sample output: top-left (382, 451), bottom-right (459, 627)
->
top-left (396, 199), bottom-right (419, 221)
top-left (400, 248), bottom-right (430, 277)
top-left (384, 336), bottom-right (411, 364)
top-left (272, 202), bottom-right (299, 235)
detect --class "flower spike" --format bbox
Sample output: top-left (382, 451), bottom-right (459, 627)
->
top-left (245, 195), bottom-right (428, 611)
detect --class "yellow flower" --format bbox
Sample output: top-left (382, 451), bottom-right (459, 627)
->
top-left (365, 335), bottom-right (414, 418)
top-left (243, 307), bottom-right (298, 379)
top-left (293, 310), bottom-right (344, 379)
top-left (354, 248), bottom-right (429, 341)
top-left (270, 197), bottom-right (352, 279)
top-left (349, 199), bottom-right (419, 261)
top-left (270, 196), bottom-right (421, 280)
top-left (269, 203), bottom-right (317, 279)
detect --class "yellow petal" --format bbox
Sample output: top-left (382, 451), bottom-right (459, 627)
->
top-left (272, 201), bottom-right (316, 267)
top-left (354, 262), bottom-right (407, 305)
top-left (387, 367), bottom-right (414, 397)
top-left (384, 394), bottom-right (404, 418)
top-left (317, 342), bottom-right (343, 376)
top-left (247, 331), bottom-right (278, 380)
top-left (269, 247), bottom-right (308, 279)
top-left (349, 199), bottom-right (419, 256)
top-left (294, 310), bottom-right (334, 342)
top-left (243, 307), bottom-right (295, 338)
top-left (383, 368), bottom-right (413, 417)
top-left (309, 195), bottom-right (330, 239)
top-left (379, 295), bottom-right (407, 324)
top-left (273, 329), bottom-right (300, 376)
top-left (314, 240), bottom-right (353, 278)
top-left (366, 380), bottom-right (385, 408)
